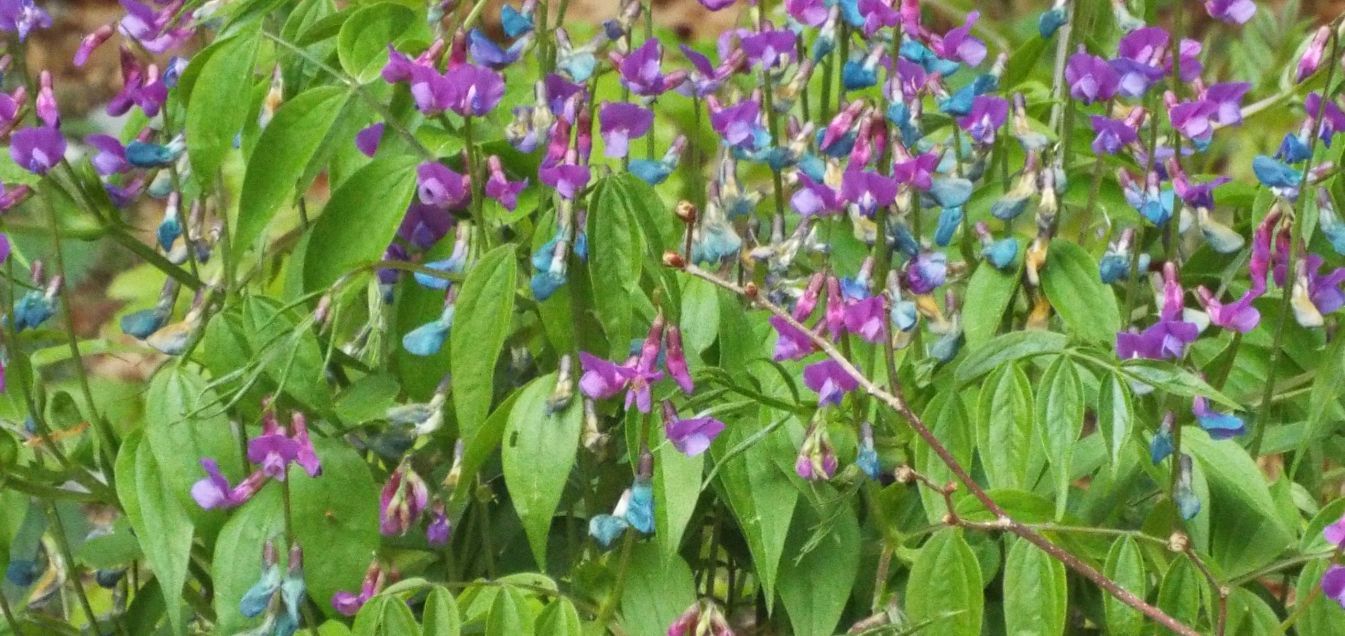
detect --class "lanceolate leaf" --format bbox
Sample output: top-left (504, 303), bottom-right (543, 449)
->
top-left (976, 363), bottom-right (1035, 489)
top-left (1097, 373), bottom-right (1134, 474)
top-left (654, 423), bottom-right (703, 562)
top-left (451, 244), bottom-right (519, 444)
top-left (777, 503), bottom-right (861, 636)
top-left (1040, 239), bottom-right (1120, 343)
top-left (501, 373), bottom-right (582, 569)
top-left (1035, 356), bottom-right (1083, 519)
top-left (303, 154), bottom-right (419, 291)
top-left (588, 176), bottom-right (646, 357)
top-left (962, 245), bottom-right (1023, 347)
top-left (186, 28), bottom-right (261, 186)
top-left (1102, 537), bottom-right (1147, 636)
top-left (236, 86), bottom-right (352, 260)
top-left (619, 543), bottom-right (696, 636)
top-left (905, 529), bottom-right (985, 636)
top-left (956, 331), bottom-right (1069, 384)
top-left (116, 433), bottom-right (195, 636)
top-left (1002, 538), bottom-right (1067, 636)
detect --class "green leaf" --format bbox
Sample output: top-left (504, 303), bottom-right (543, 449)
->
top-left (1102, 537), bottom-right (1147, 636)
top-left (303, 153), bottom-right (419, 291)
top-left (962, 247), bottom-right (1022, 347)
top-left (1296, 559), bottom-right (1345, 635)
top-left (535, 598), bottom-right (582, 636)
top-left (1035, 356), bottom-right (1083, 519)
top-left (1183, 428), bottom-right (1294, 578)
top-left (451, 244), bottom-right (518, 443)
top-left (1225, 588), bottom-right (1280, 635)
top-left (240, 296), bottom-right (329, 411)
top-left (956, 331), bottom-right (1068, 384)
top-left (915, 391), bottom-right (974, 522)
top-left (1156, 556), bottom-right (1202, 628)
top-left (1297, 334), bottom-right (1345, 476)
top-left (501, 373), bottom-right (581, 569)
top-left (618, 543), bottom-right (696, 636)
top-left (143, 365), bottom-right (242, 535)
top-left (236, 86), bottom-right (351, 259)
top-left (337, 3), bottom-right (429, 83)
top-left (1097, 373), bottom-right (1134, 474)
top-left (906, 529), bottom-right (984, 636)
top-left (588, 176), bottom-right (646, 357)
top-left (186, 28), bottom-right (260, 185)
top-left (1002, 538), bottom-right (1067, 636)
top-left (777, 503), bottom-right (860, 636)
top-left (291, 439), bottom-right (382, 617)
top-left (353, 594), bottom-right (422, 636)
top-left (654, 420), bottom-right (703, 562)
top-left (976, 363), bottom-right (1034, 489)
top-left (711, 413), bottom-right (798, 607)
top-left (116, 432), bottom-right (195, 636)
top-left (485, 588), bottom-right (529, 636)
top-left (1040, 239), bottom-right (1120, 343)
top-left (679, 277), bottom-right (719, 355)
top-left (1113, 359), bottom-right (1240, 409)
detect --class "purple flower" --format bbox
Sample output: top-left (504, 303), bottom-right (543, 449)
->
top-left (698, 0), bottom-right (735, 9)
top-left (957, 95), bottom-right (1008, 145)
top-left (1090, 116), bottom-right (1138, 154)
top-left (1204, 83), bottom-right (1250, 126)
top-left (1306, 92), bottom-right (1345, 144)
top-left (1170, 164), bottom-right (1229, 208)
top-left (11, 127), bottom-right (66, 175)
top-left (843, 296), bottom-right (886, 343)
top-left (1192, 394), bottom-right (1245, 439)
top-left (678, 45), bottom-right (740, 98)
top-left (538, 162), bottom-right (590, 199)
top-left (397, 203), bottom-right (454, 250)
top-left (933, 11), bottom-right (987, 67)
top-left (615, 40), bottom-right (685, 96)
top-left (417, 162), bottom-right (470, 209)
top-left (1167, 96), bottom-right (1218, 147)
top-left (786, 0), bottom-right (829, 26)
top-left (333, 563), bottom-right (385, 616)
top-left (661, 401), bottom-right (726, 457)
top-left (1324, 513), bottom-right (1345, 549)
top-left (1170, 39), bottom-right (1204, 83)
top-left (379, 466), bottom-right (429, 536)
top-left (1117, 26), bottom-right (1169, 64)
top-left (1305, 253), bottom-right (1345, 314)
top-left (893, 151), bottom-right (939, 190)
top-left (1205, 0), bottom-right (1255, 24)
top-left (792, 174), bottom-right (842, 217)
top-left (841, 169), bottom-right (897, 217)
top-left (467, 28), bottom-right (524, 69)
top-left (1298, 27), bottom-right (1331, 83)
top-left (1109, 57), bottom-right (1166, 98)
top-left (247, 425), bottom-right (301, 481)
top-left (599, 102), bottom-right (653, 159)
top-left (443, 64), bottom-right (505, 116)
top-left (795, 422), bottom-right (838, 480)
top-left (1115, 321), bottom-right (1199, 360)
top-left (86, 134), bottom-right (130, 175)
top-left (484, 155), bottom-right (527, 211)
top-left (118, 0), bottom-right (191, 54)
top-left (804, 359), bottom-right (859, 406)
top-left (578, 352), bottom-right (635, 400)
top-left (1196, 287), bottom-right (1260, 333)
top-left (190, 459), bottom-right (266, 510)
top-left (1323, 565), bottom-right (1345, 609)
top-left (708, 97), bottom-right (763, 149)
top-left (858, 0), bottom-right (901, 37)
top-left (742, 29), bottom-right (797, 70)
top-left (291, 413), bottom-right (321, 477)
top-left (356, 123), bottom-right (385, 157)
top-left (904, 251), bottom-right (947, 294)
top-left (543, 73), bottom-right (587, 119)
top-left (0, 0), bottom-right (49, 41)
top-left (664, 325), bottom-right (694, 394)
top-left (74, 24), bottom-right (114, 67)
top-left (1064, 49), bottom-right (1118, 104)
top-left (108, 48), bottom-right (168, 117)
top-left (770, 315), bottom-right (817, 361)
top-left (426, 503), bottom-right (451, 546)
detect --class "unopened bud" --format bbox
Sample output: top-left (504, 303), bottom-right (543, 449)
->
top-left (662, 251), bottom-right (686, 269)
top-left (674, 200), bottom-right (697, 224)
top-left (1167, 531), bottom-right (1189, 553)
top-left (894, 465), bottom-right (916, 483)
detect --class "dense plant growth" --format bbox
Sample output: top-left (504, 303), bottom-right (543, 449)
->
top-left (6, 0), bottom-right (1345, 633)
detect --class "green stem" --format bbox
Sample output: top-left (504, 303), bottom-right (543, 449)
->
top-left (47, 503), bottom-right (127, 635)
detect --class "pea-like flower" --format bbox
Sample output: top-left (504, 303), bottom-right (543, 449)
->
top-left (1064, 49), bottom-right (1118, 104)
top-left (10, 126), bottom-right (65, 175)
top-left (804, 359), bottom-right (858, 406)
top-left (1204, 0), bottom-right (1256, 24)
top-left (661, 401), bottom-right (725, 457)
top-left (598, 102), bottom-right (653, 159)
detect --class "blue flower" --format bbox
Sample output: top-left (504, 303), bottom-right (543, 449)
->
top-left (625, 478), bottom-right (655, 534)
top-left (402, 307), bottom-right (454, 356)
top-left (531, 270), bottom-right (567, 301)
top-left (156, 215), bottom-right (181, 251)
top-left (5, 560), bottom-right (38, 587)
top-left (938, 85), bottom-right (976, 117)
top-left (500, 4), bottom-right (534, 37)
top-left (125, 140), bottom-right (182, 168)
top-left (935, 207), bottom-right (963, 246)
top-left (588, 514), bottom-right (629, 549)
top-left (1149, 414), bottom-right (1174, 464)
top-left (12, 291), bottom-right (55, 331)
top-left (929, 177), bottom-right (973, 209)
top-left (629, 159), bottom-right (672, 185)
top-left (121, 306), bottom-right (169, 339)
top-left (1252, 155), bottom-right (1303, 189)
top-left (842, 58), bottom-right (878, 90)
top-left (240, 563), bottom-right (282, 618)
top-left (982, 238), bottom-right (1018, 270)
top-left (1175, 454), bottom-right (1201, 520)
top-left (890, 299), bottom-right (918, 331)
top-left (1277, 133), bottom-right (1311, 163)
top-left (1192, 395), bottom-right (1245, 439)
top-left (1038, 9), bottom-right (1067, 38)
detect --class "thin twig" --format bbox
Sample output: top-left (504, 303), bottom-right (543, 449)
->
top-left (672, 260), bottom-right (1201, 636)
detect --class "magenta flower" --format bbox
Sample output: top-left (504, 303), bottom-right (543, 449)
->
top-left (1298, 27), bottom-right (1331, 83)
top-left (444, 64), bottom-right (505, 116)
top-left (769, 315), bottom-right (817, 361)
top-left (804, 359), bottom-right (859, 406)
top-left (1167, 96), bottom-right (1218, 147)
top-left (426, 502), bottom-right (451, 546)
top-left (599, 102), bottom-right (653, 159)
top-left (742, 29), bottom-right (797, 70)
top-left (1204, 83), bottom-right (1251, 126)
top-left (578, 352), bottom-right (636, 400)
top-left (932, 11), bottom-right (987, 66)
top-left (247, 419), bottom-right (301, 481)
top-left (664, 325), bottom-right (694, 394)
top-left (1196, 287), bottom-right (1260, 333)
top-left (333, 563), bottom-right (386, 616)
top-left (795, 422), bottom-right (838, 480)
top-left (355, 123), bottom-right (385, 157)
top-left (1116, 264), bottom-right (1198, 360)
top-left (707, 97), bottom-right (763, 149)
top-left (108, 48), bottom-right (168, 117)
top-left (190, 459), bottom-right (267, 510)
top-left (73, 24), bottom-right (114, 67)
top-left (1064, 49), bottom-right (1118, 104)
top-left (957, 95), bottom-right (1008, 145)
top-left (1305, 253), bottom-right (1345, 314)
top-left (661, 401), bottom-right (725, 457)
top-left (904, 251), bottom-right (947, 294)
top-left (843, 296), bottom-right (886, 343)
top-left (417, 162), bottom-right (471, 209)
top-left (1305, 92), bottom-right (1345, 144)
top-left (791, 174), bottom-right (841, 217)
top-left (0, 0), bottom-right (49, 41)
top-left (539, 162), bottom-right (591, 199)
top-left (118, 0), bottom-right (192, 54)
top-left (1090, 116), bottom-right (1138, 154)
top-left (786, 0), bottom-right (829, 26)
top-left (290, 413), bottom-right (321, 478)
top-left (841, 169), bottom-right (898, 217)
top-left (484, 156), bottom-right (527, 211)
top-left (858, 0), bottom-right (901, 37)
top-left (1324, 513), bottom-right (1345, 549)
top-left (11, 127), bottom-right (66, 175)
top-left (892, 151), bottom-right (939, 190)
top-left (86, 134), bottom-right (130, 176)
top-left (1323, 566), bottom-right (1345, 609)
top-left (1205, 0), bottom-right (1255, 24)
top-left (678, 45), bottom-right (741, 98)
top-left (614, 40), bottom-right (685, 96)
top-left (379, 466), bottom-right (429, 536)
top-left (698, 0), bottom-right (735, 10)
